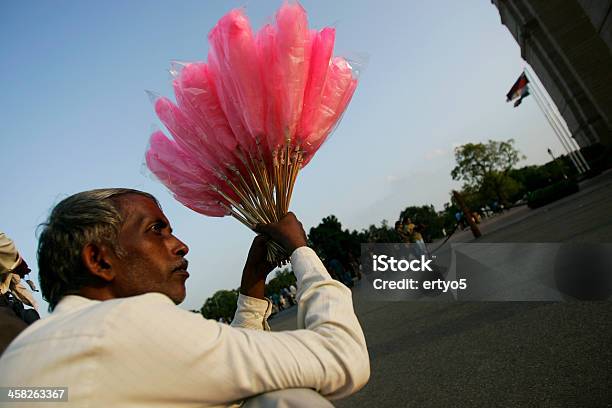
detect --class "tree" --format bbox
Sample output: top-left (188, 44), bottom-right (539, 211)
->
top-left (308, 215), bottom-right (361, 264)
top-left (451, 139), bottom-right (525, 205)
top-left (265, 269), bottom-right (297, 297)
top-left (398, 205), bottom-right (445, 241)
top-left (200, 289), bottom-right (239, 322)
top-left (360, 220), bottom-right (401, 243)
top-left (509, 159), bottom-right (571, 195)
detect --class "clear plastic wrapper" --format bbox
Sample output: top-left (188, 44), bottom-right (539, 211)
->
top-left (145, 2), bottom-right (363, 262)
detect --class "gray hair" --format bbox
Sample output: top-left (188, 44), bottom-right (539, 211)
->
top-left (37, 188), bottom-right (158, 312)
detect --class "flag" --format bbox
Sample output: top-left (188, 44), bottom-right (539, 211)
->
top-left (506, 72), bottom-right (529, 102)
top-left (513, 86), bottom-right (530, 107)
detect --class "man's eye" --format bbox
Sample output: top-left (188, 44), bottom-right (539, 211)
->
top-left (150, 223), bottom-right (163, 233)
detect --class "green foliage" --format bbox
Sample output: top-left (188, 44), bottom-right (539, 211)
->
top-left (200, 289), bottom-right (239, 322)
top-left (527, 178), bottom-right (579, 208)
top-left (451, 139), bottom-right (524, 185)
top-left (441, 202), bottom-right (461, 231)
top-left (361, 220), bottom-right (401, 243)
top-left (266, 269), bottom-right (297, 296)
top-left (399, 205), bottom-right (445, 240)
top-left (479, 171), bottom-right (521, 206)
top-left (308, 215), bottom-right (362, 263)
top-left (509, 160), bottom-right (570, 195)
top-left (451, 139), bottom-right (525, 206)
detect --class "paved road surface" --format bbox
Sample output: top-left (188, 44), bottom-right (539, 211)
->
top-left (271, 170), bottom-right (612, 407)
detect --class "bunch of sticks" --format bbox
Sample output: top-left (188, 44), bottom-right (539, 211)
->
top-left (210, 142), bottom-right (304, 265)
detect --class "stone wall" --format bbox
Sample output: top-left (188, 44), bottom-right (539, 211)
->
top-left (492, 0), bottom-right (612, 148)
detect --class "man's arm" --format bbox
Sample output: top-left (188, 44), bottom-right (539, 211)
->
top-left (230, 235), bottom-right (274, 331)
top-left (237, 235), bottom-right (272, 301)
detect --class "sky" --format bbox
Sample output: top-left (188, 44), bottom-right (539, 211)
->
top-left (0, 0), bottom-right (567, 315)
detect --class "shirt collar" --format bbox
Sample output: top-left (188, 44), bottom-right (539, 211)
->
top-left (53, 292), bottom-right (175, 314)
top-left (53, 295), bottom-right (101, 314)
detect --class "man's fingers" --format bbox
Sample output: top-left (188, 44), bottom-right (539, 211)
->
top-left (255, 221), bottom-right (282, 241)
top-left (253, 213), bottom-right (306, 254)
top-left (253, 234), bottom-right (268, 244)
top-left (254, 223), bottom-right (272, 235)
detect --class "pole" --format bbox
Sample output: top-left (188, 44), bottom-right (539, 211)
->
top-left (527, 68), bottom-right (591, 172)
top-left (562, 128), bottom-right (591, 172)
top-left (525, 69), bottom-right (585, 173)
top-left (547, 148), bottom-right (568, 179)
top-left (535, 79), bottom-right (591, 171)
top-left (524, 67), bottom-right (590, 172)
top-left (530, 85), bottom-right (585, 173)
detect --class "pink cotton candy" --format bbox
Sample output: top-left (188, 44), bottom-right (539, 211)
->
top-left (176, 63), bottom-right (236, 151)
top-left (257, 3), bottom-right (313, 152)
top-left (146, 131), bottom-right (229, 217)
top-left (302, 56), bottom-right (358, 166)
top-left (172, 63), bottom-right (240, 167)
top-left (274, 2), bottom-right (312, 140)
top-left (154, 97), bottom-right (216, 168)
top-left (296, 27), bottom-right (335, 146)
top-left (255, 24), bottom-right (282, 154)
top-left (146, 2), bottom-right (360, 221)
top-left (154, 95), bottom-right (245, 183)
top-left (207, 9), bottom-right (261, 153)
top-left (147, 131), bottom-right (224, 196)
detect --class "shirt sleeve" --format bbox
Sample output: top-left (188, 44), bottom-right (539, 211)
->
top-left (230, 294), bottom-right (272, 331)
top-left (101, 247), bottom-right (369, 406)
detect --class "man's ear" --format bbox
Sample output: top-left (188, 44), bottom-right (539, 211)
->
top-left (81, 243), bottom-right (115, 282)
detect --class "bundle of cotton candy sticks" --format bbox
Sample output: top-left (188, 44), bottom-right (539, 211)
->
top-left (146, 2), bottom-right (359, 262)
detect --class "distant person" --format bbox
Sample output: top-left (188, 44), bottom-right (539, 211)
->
top-left (347, 252), bottom-right (362, 281)
top-left (0, 231), bottom-right (40, 356)
top-left (270, 291), bottom-right (282, 311)
top-left (0, 189), bottom-right (369, 406)
top-left (455, 211), bottom-right (464, 229)
top-left (328, 259), bottom-right (353, 288)
top-left (412, 224), bottom-right (429, 257)
top-left (0, 232), bottom-right (39, 312)
top-left (401, 222), bottom-right (428, 257)
top-left (472, 212), bottom-right (481, 224)
top-left (395, 220), bottom-right (410, 243)
top-left (402, 217), bottom-right (416, 240)
top-left (289, 284), bottom-right (297, 299)
top-left (411, 224), bottom-right (424, 242)
top-left (282, 287), bottom-right (295, 306)
top-left (491, 201), bottom-right (500, 213)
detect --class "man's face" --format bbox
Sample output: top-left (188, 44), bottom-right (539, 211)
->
top-left (110, 194), bottom-right (190, 304)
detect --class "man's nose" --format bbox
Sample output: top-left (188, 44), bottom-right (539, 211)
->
top-left (171, 235), bottom-right (189, 257)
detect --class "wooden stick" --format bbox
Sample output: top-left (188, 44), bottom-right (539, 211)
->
top-left (212, 186), bottom-right (260, 226)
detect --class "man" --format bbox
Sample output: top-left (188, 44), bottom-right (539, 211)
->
top-left (0, 231), bottom-right (40, 355)
top-left (0, 189), bottom-right (369, 407)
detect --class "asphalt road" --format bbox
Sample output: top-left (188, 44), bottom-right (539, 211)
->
top-left (271, 170), bottom-right (612, 407)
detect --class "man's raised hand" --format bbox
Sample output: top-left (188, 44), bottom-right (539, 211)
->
top-left (255, 212), bottom-right (308, 255)
top-left (240, 235), bottom-right (274, 299)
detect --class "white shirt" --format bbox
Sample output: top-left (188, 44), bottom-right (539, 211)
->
top-left (0, 247), bottom-right (369, 407)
